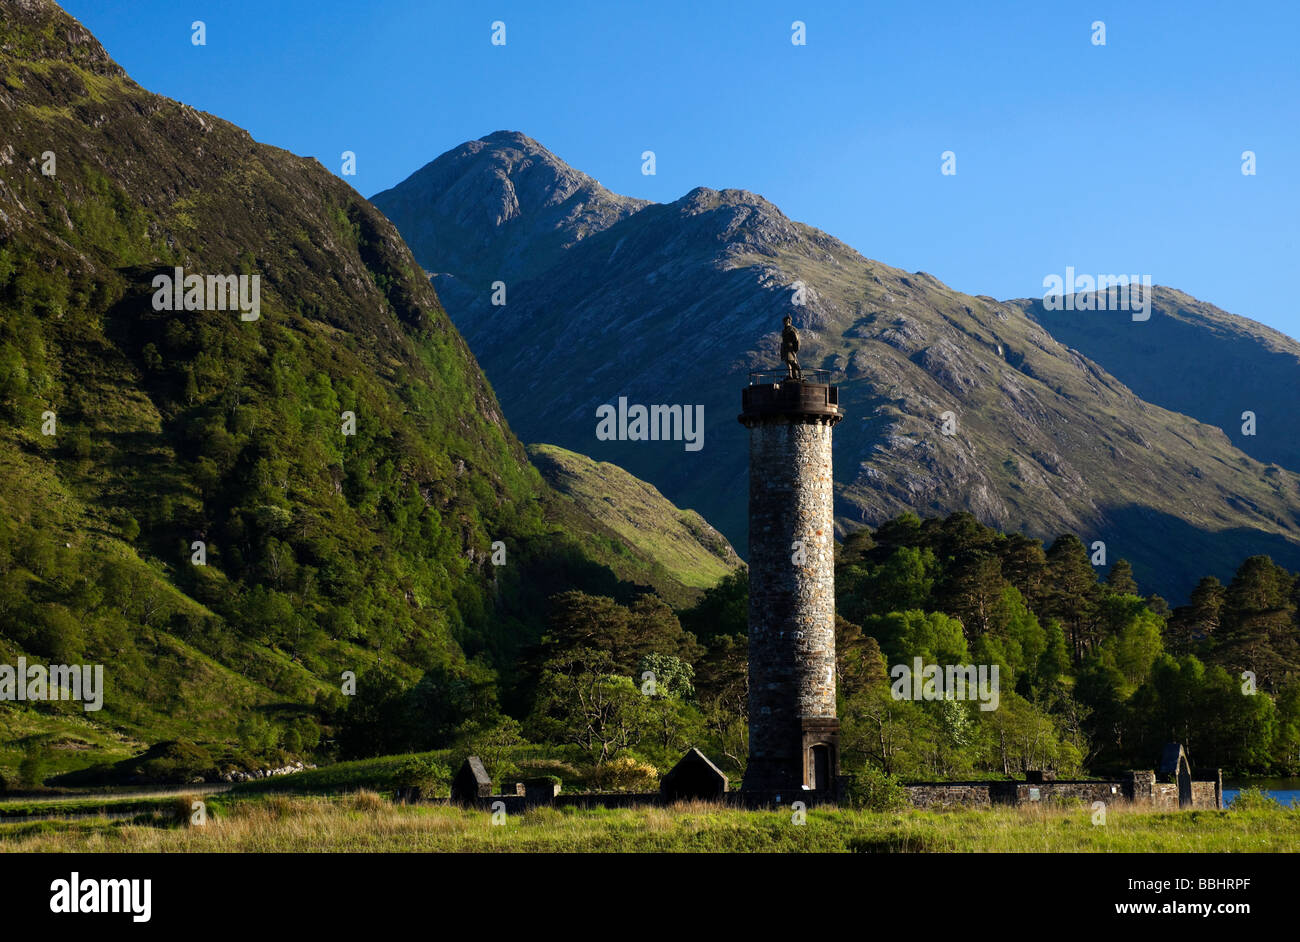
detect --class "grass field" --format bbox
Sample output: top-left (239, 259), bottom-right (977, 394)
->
top-left (2, 791), bottom-right (1297, 852)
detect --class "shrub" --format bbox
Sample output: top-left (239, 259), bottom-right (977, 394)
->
top-left (1229, 787), bottom-right (1281, 812)
top-left (391, 756), bottom-right (452, 798)
top-left (844, 764), bottom-right (910, 812)
top-left (347, 789), bottom-right (386, 812)
top-left (170, 794), bottom-right (209, 827)
top-left (590, 757), bottom-right (659, 792)
top-left (132, 740), bottom-right (214, 784)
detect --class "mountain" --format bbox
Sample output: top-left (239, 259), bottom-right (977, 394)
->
top-left (375, 132), bottom-right (1300, 602)
top-left (1009, 287), bottom-right (1300, 473)
top-left (0, 2), bottom-right (728, 779)
top-left (370, 131), bottom-right (649, 316)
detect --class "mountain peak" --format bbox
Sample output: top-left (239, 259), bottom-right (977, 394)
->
top-left (371, 132), bottom-right (650, 289)
top-left (478, 129), bottom-right (545, 149)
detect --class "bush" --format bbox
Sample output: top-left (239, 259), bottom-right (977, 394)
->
top-left (1229, 787), bottom-right (1281, 812)
top-left (590, 757), bottom-right (659, 792)
top-left (131, 740), bottom-right (214, 784)
top-left (170, 794), bottom-right (208, 827)
top-left (391, 756), bottom-right (452, 798)
top-left (844, 764), bottom-right (910, 812)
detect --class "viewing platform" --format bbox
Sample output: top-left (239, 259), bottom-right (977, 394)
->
top-left (739, 369), bottom-right (842, 426)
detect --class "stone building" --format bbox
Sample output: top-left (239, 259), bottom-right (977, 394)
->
top-left (738, 374), bottom-right (844, 798)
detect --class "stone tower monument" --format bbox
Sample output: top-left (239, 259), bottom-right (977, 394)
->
top-left (738, 369), bottom-right (843, 798)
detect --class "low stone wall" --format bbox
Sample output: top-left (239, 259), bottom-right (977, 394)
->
top-left (1192, 780), bottom-right (1219, 808)
top-left (904, 783), bottom-right (996, 809)
top-left (905, 773), bottom-right (1220, 810)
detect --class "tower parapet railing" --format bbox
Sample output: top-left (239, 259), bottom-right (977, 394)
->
top-left (746, 368), bottom-right (835, 386)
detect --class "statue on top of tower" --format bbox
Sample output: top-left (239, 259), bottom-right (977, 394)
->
top-left (780, 315), bottom-right (802, 382)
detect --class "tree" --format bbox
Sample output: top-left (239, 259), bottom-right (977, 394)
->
top-left (1102, 607), bottom-right (1165, 689)
top-left (983, 692), bottom-right (1072, 776)
top-left (637, 652), bottom-right (694, 700)
top-left (1215, 556), bottom-right (1299, 690)
top-left (539, 590), bottom-right (700, 676)
top-left (679, 569), bottom-right (747, 643)
top-left (939, 552), bottom-right (1005, 637)
top-left (694, 634), bottom-right (748, 768)
top-left (861, 609), bottom-right (968, 667)
top-left (1043, 534), bottom-right (1101, 662)
top-left (528, 647), bottom-right (652, 764)
top-left (1106, 559), bottom-right (1139, 596)
top-left (971, 587), bottom-right (1046, 693)
top-left (997, 533), bottom-right (1048, 613)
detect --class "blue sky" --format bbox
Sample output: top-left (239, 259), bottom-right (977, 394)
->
top-left (64, 1), bottom-right (1300, 335)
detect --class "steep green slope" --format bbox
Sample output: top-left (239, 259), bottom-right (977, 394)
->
top-left (0, 2), bottom-right (722, 779)
top-left (528, 443), bottom-right (740, 599)
top-left (376, 133), bottom-right (1300, 602)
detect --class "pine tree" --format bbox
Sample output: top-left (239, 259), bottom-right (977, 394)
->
top-left (1105, 558), bottom-right (1139, 596)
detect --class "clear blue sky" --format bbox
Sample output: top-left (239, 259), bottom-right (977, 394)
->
top-left (64, 0), bottom-right (1300, 335)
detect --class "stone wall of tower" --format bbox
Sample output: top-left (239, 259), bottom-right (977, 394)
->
top-left (744, 415), bottom-right (838, 791)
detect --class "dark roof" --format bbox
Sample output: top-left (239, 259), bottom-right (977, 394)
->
top-left (662, 747), bottom-right (727, 784)
top-left (1158, 743), bottom-right (1189, 776)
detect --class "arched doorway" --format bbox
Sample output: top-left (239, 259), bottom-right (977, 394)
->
top-left (1177, 756), bottom-right (1192, 809)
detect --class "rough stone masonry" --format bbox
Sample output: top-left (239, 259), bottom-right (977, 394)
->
top-left (739, 379), bottom-right (843, 796)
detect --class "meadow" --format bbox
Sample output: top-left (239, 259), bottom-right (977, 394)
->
top-left (1, 789), bottom-right (1297, 853)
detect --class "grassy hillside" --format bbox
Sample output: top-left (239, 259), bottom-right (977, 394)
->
top-left (528, 443), bottom-right (740, 597)
top-left (1010, 287), bottom-right (1300, 472)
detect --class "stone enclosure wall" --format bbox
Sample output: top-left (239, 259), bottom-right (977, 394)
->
top-left (905, 771), bottom-right (1222, 811)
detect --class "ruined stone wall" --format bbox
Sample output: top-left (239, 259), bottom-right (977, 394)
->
top-left (906, 777), bottom-right (1221, 810)
top-left (1152, 783), bottom-right (1179, 810)
top-left (745, 415), bottom-right (837, 789)
top-left (1192, 781), bottom-right (1218, 808)
top-left (904, 784), bottom-right (996, 809)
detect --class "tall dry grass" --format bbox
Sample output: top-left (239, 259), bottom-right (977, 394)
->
top-left (2, 792), bottom-right (1297, 853)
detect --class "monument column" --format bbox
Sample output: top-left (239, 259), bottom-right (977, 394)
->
top-left (738, 373), bottom-right (843, 797)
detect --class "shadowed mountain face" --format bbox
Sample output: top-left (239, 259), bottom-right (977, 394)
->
top-left (1009, 288), bottom-right (1300, 473)
top-left (377, 132), bottom-right (1300, 602)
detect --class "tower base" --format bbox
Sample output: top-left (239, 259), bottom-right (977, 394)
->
top-left (742, 717), bottom-right (841, 798)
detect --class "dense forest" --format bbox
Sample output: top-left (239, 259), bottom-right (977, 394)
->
top-left (335, 510), bottom-right (1300, 786)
